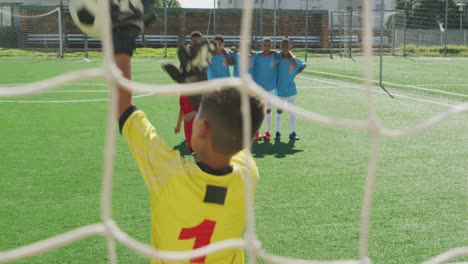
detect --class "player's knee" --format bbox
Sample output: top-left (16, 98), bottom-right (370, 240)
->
top-left (266, 109), bottom-right (271, 114)
top-left (277, 109), bottom-right (283, 114)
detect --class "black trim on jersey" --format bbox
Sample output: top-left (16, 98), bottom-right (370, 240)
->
top-left (196, 162), bottom-right (233, 176)
top-left (119, 105), bottom-right (138, 134)
top-left (204, 185), bottom-right (227, 205)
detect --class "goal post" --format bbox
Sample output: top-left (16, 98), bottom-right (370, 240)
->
top-left (0, 5), bottom-right (64, 57)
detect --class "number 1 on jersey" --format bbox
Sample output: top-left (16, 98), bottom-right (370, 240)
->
top-left (178, 219), bottom-right (216, 263)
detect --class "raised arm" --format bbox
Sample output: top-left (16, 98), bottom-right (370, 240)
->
top-left (116, 53), bottom-right (135, 119)
top-left (110, 0), bottom-right (157, 121)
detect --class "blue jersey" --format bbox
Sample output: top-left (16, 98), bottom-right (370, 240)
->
top-left (208, 52), bottom-right (231, 80)
top-left (277, 53), bottom-right (306, 97)
top-left (253, 52), bottom-right (279, 91)
top-left (229, 51), bottom-right (256, 78)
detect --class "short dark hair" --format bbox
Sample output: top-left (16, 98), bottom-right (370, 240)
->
top-left (199, 88), bottom-right (265, 155)
top-left (213, 34), bottom-right (225, 43)
top-left (190, 31), bottom-right (202, 39)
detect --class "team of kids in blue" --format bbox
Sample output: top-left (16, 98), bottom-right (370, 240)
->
top-left (208, 35), bottom-right (307, 141)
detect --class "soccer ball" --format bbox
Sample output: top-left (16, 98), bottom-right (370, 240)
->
top-left (69, 0), bottom-right (101, 38)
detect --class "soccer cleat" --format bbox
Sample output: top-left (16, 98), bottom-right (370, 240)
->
top-left (289, 132), bottom-right (300, 141)
top-left (264, 131), bottom-right (271, 140)
top-left (255, 132), bottom-right (263, 141)
top-left (274, 132), bottom-right (281, 141)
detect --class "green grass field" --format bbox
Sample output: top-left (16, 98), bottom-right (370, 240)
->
top-left (0, 54), bottom-right (467, 264)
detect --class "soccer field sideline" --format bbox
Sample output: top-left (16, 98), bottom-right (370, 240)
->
top-left (303, 69), bottom-right (468, 99)
top-left (297, 75), bottom-right (460, 108)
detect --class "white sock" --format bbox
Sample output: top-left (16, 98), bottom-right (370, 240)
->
top-left (266, 113), bottom-right (271, 132)
top-left (276, 113), bottom-right (282, 133)
top-left (290, 113), bottom-right (296, 134)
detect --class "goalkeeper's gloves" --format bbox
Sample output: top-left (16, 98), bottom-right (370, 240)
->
top-left (111, 0), bottom-right (158, 56)
top-left (162, 39), bottom-right (215, 84)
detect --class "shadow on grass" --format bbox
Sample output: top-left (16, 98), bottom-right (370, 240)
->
top-left (252, 139), bottom-right (304, 159)
top-left (174, 139), bottom-right (303, 159)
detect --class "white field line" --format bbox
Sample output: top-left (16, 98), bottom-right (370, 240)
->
top-left (0, 60), bottom-right (62, 63)
top-left (406, 84), bottom-right (468, 87)
top-left (1, 82), bottom-right (106, 87)
top-left (297, 75), bottom-right (456, 108)
top-left (305, 69), bottom-right (468, 99)
top-left (413, 57), bottom-right (453, 61)
top-left (45, 90), bottom-right (107, 93)
top-left (0, 93), bottom-right (152, 103)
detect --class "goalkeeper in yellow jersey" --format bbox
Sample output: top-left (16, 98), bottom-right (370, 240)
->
top-left (110, 1), bottom-right (265, 263)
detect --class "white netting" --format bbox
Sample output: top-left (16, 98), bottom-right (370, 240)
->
top-left (0, 0), bottom-right (467, 264)
top-left (0, 7), bottom-right (63, 56)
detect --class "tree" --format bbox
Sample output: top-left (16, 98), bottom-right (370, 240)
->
top-left (153, 0), bottom-right (181, 8)
top-left (392, 0), bottom-right (462, 29)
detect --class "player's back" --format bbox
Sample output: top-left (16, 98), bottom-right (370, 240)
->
top-left (150, 151), bottom-right (258, 264)
top-left (122, 110), bottom-right (259, 264)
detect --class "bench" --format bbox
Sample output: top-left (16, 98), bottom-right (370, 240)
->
top-left (329, 35), bottom-right (359, 43)
top-left (288, 36), bottom-right (321, 47)
top-left (25, 33), bottom-right (349, 50)
top-left (328, 35), bottom-right (391, 47)
top-left (66, 34), bottom-right (100, 50)
top-left (27, 33), bottom-right (61, 47)
top-left (27, 33), bottom-right (99, 50)
top-left (142, 34), bottom-right (179, 47)
top-left (184, 35), bottom-right (237, 46)
top-left (328, 35), bottom-right (358, 48)
top-left (190, 35), bottom-right (321, 48)
top-left (67, 34), bottom-right (181, 49)
top-left (372, 36), bottom-right (390, 46)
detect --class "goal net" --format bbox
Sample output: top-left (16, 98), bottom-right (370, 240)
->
top-left (0, 6), bottom-right (63, 57)
top-left (0, 0), bottom-right (467, 263)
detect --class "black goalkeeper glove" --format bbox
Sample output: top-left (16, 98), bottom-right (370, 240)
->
top-left (162, 39), bottom-right (216, 84)
top-left (111, 0), bottom-right (158, 56)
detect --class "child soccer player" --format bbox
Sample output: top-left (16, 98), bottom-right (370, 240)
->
top-left (275, 38), bottom-right (306, 141)
top-left (208, 34), bottom-right (233, 79)
top-left (174, 95), bottom-right (196, 154)
top-left (252, 38), bottom-right (280, 141)
top-left (228, 45), bottom-right (256, 78)
top-left (172, 30), bottom-right (204, 155)
top-left (111, 3), bottom-right (266, 263)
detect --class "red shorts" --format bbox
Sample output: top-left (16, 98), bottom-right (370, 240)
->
top-left (180, 96), bottom-right (195, 115)
top-left (180, 96), bottom-right (196, 150)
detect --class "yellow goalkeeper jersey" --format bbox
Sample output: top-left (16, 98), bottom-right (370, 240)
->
top-left (121, 108), bottom-right (259, 264)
